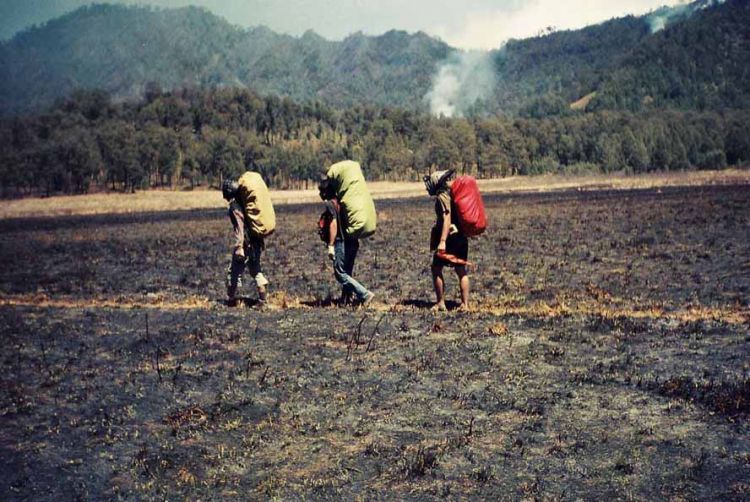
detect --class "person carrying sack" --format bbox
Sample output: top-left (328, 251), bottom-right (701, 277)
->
top-left (318, 161), bottom-right (376, 307)
top-left (222, 172), bottom-right (275, 307)
top-left (424, 169), bottom-right (470, 311)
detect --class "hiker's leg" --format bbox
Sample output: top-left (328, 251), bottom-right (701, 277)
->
top-left (336, 239), bottom-right (354, 300)
top-left (455, 265), bottom-right (469, 308)
top-left (226, 254), bottom-right (246, 302)
top-left (345, 238), bottom-right (371, 302)
top-left (343, 238), bottom-right (359, 277)
top-left (431, 264), bottom-right (446, 308)
top-left (332, 240), bottom-right (350, 301)
top-left (345, 238), bottom-right (372, 303)
top-left (246, 236), bottom-right (268, 299)
top-left (334, 240), bottom-right (369, 302)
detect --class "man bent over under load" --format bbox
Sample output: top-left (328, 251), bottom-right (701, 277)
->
top-left (223, 180), bottom-right (269, 307)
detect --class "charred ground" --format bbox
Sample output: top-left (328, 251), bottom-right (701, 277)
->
top-left (1, 185), bottom-right (749, 499)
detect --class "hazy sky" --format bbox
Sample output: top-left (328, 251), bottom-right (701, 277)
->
top-left (1, 0), bottom-right (686, 48)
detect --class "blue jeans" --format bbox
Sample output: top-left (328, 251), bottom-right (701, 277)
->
top-left (334, 238), bottom-right (370, 302)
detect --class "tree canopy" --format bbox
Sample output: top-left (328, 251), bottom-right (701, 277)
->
top-left (1, 87), bottom-right (748, 196)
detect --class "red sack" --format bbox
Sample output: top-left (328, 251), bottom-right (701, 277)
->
top-left (318, 211), bottom-right (332, 242)
top-left (435, 250), bottom-right (474, 267)
top-left (450, 176), bottom-right (487, 237)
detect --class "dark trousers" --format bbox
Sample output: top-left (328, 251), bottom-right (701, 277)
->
top-left (226, 236), bottom-right (265, 299)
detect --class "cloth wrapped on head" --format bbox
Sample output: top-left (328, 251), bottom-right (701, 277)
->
top-left (423, 169), bottom-right (455, 196)
top-left (222, 179), bottom-right (239, 201)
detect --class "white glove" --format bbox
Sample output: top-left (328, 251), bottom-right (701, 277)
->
top-left (327, 245), bottom-right (335, 261)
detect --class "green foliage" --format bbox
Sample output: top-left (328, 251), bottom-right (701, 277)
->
top-left (590, 0), bottom-right (750, 112)
top-left (1, 87), bottom-right (748, 196)
top-left (492, 15), bottom-right (652, 116)
top-left (50, 126), bottom-right (101, 193)
top-left (0, 5), bottom-right (450, 117)
top-left (522, 156), bottom-right (559, 176)
top-left (97, 120), bottom-right (141, 192)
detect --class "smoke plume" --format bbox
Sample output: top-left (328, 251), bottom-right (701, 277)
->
top-left (425, 50), bottom-right (496, 118)
top-left (647, 0), bottom-right (725, 33)
top-left (647, 3), bottom-right (688, 32)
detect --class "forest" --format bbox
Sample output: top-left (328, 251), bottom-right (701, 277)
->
top-left (1, 86), bottom-right (749, 196)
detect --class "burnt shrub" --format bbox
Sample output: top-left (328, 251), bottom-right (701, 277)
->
top-left (656, 376), bottom-right (750, 418)
top-left (401, 445), bottom-right (441, 478)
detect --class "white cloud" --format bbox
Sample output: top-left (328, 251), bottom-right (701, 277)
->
top-left (435, 0), bottom-right (688, 50)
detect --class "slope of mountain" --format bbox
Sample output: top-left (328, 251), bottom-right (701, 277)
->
top-left (488, 0), bottom-right (749, 116)
top-left (0, 4), bottom-right (452, 116)
top-left (0, 5), bottom-right (246, 114)
top-left (0, 0), bottom-right (747, 117)
top-left (590, 0), bottom-right (750, 111)
top-left (490, 15), bottom-right (653, 116)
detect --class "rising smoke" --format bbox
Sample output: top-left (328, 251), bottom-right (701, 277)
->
top-left (647, 0), bottom-right (725, 33)
top-left (647, 3), bottom-right (690, 32)
top-left (425, 50), bottom-right (496, 118)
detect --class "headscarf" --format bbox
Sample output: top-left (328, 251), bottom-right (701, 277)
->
top-left (318, 175), bottom-right (335, 200)
top-left (222, 179), bottom-right (239, 201)
top-left (423, 169), bottom-right (455, 196)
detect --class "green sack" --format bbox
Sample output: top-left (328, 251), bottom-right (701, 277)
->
top-left (237, 171), bottom-right (276, 237)
top-left (326, 160), bottom-right (376, 239)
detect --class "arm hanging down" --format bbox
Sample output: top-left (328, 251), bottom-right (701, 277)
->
top-left (327, 217), bottom-right (337, 260)
top-left (229, 202), bottom-right (246, 258)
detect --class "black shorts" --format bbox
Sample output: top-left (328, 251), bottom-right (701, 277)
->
top-left (430, 226), bottom-right (469, 267)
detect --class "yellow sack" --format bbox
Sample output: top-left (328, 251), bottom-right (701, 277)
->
top-left (237, 171), bottom-right (276, 237)
top-left (326, 160), bottom-right (376, 239)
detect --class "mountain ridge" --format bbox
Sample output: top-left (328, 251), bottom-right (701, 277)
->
top-left (0, 0), bottom-right (747, 117)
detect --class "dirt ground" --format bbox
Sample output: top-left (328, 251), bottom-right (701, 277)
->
top-left (1, 184), bottom-right (749, 500)
top-left (1, 168), bottom-right (748, 219)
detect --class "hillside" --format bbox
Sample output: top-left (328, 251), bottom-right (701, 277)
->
top-left (0, 4), bottom-right (452, 116)
top-left (491, 15), bottom-right (653, 116)
top-left (590, 0), bottom-right (750, 111)
top-left (490, 0), bottom-right (750, 116)
top-left (0, 0), bottom-right (748, 117)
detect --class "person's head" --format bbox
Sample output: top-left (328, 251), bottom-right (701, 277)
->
top-left (423, 169), bottom-right (455, 196)
top-left (318, 175), bottom-right (335, 201)
top-left (221, 179), bottom-right (239, 201)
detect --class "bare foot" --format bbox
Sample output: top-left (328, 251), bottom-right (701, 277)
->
top-left (430, 302), bottom-right (447, 312)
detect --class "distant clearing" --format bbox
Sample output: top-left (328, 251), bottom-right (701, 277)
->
top-left (0, 169), bottom-right (747, 219)
top-left (570, 91), bottom-right (597, 111)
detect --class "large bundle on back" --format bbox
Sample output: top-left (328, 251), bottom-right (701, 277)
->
top-left (237, 171), bottom-right (276, 237)
top-left (450, 175), bottom-right (487, 237)
top-left (326, 160), bottom-right (377, 239)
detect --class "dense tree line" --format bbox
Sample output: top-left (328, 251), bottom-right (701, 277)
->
top-left (1, 87), bottom-right (749, 196)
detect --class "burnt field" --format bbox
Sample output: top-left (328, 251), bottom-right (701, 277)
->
top-left (1, 185), bottom-right (749, 500)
